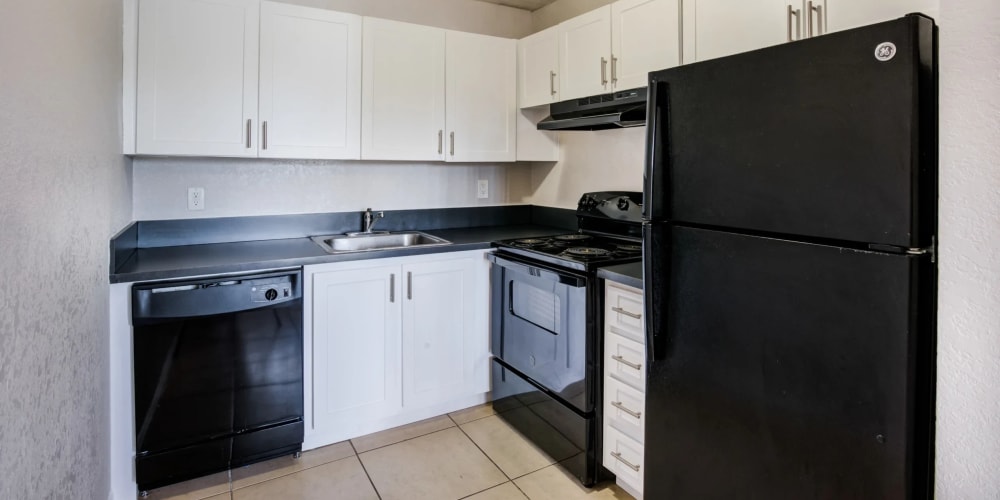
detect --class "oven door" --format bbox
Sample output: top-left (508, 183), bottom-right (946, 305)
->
top-left (488, 253), bottom-right (590, 413)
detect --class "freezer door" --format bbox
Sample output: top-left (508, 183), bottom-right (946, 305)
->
top-left (642, 224), bottom-right (934, 500)
top-left (643, 15), bottom-right (936, 249)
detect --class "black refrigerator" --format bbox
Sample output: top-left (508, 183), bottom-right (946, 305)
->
top-left (641, 14), bottom-right (937, 500)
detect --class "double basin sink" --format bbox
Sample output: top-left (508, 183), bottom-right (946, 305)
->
top-left (311, 231), bottom-right (451, 254)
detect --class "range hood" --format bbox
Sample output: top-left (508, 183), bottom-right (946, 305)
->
top-left (537, 87), bottom-right (647, 131)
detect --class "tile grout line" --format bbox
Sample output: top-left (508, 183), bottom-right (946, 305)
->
top-left (350, 439), bottom-right (383, 500)
top-left (455, 481), bottom-right (516, 500)
top-left (448, 413), bottom-right (515, 484)
top-left (351, 421), bottom-right (457, 454)
top-left (228, 447), bottom-right (352, 492)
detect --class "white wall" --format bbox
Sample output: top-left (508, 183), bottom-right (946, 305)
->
top-left (0, 0), bottom-right (132, 498)
top-left (526, 128), bottom-right (646, 208)
top-left (133, 158), bottom-right (532, 220)
top-left (935, 1), bottom-right (1000, 497)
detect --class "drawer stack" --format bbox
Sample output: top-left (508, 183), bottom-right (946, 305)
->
top-left (602, 281), bottom-right (645, 498)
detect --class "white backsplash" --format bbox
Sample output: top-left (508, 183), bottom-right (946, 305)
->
top-left (132, 157), bottom-right (533, 220)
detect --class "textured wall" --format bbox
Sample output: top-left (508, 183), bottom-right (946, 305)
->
top-left (133, 158), bottom-right (532, 220)
top-left (525, 128), bottom-right (645, 208)
top-left (0, 0), bottom-right (132, 499)
top-left (935, 0), bottom-right (1000, 497)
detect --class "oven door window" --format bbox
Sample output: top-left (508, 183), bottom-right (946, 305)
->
top-left (496, 264), bottom-right (588, 413)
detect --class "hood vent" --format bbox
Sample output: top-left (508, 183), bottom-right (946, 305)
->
top-left (537, 87), bottom-right (647, 131)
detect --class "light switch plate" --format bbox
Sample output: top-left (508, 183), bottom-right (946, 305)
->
top-left (477, 179), bottom-right (489, 199)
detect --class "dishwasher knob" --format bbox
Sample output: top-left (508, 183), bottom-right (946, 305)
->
top-left (265, 288), bottom-right (278, 301)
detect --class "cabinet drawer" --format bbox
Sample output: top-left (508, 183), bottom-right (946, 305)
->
top-left (605, 283), bottom-right (644, 343)
top-left (603, 375), bottom-right (645, 443)
top-left (605, 331), bottom-right (646, 391)
top-left (603, 425), bottom-right (644, 495)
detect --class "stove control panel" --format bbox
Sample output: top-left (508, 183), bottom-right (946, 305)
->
top-left (577, 192), bottom-right (644, 222)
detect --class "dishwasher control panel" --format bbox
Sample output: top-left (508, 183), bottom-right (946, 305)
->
top-left (250, 275), bottom-right (294, 303)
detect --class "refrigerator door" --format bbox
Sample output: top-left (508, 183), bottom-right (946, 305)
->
top-left (643, 15), bottom-right (936, 249)
top-left (642, 224), bottom-right (934, 499)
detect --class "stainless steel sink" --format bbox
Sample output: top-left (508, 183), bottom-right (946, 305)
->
top-left (311, 231), bottom-right (451, 254)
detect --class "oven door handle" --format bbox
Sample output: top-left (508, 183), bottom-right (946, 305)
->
top-left (487, 253), bottom-right (586, 288)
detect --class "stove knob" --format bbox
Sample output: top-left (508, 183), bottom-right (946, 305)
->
top-left (265, 288), bottom-right (278, 301)
top-left (617, 197), bottom-right (630, 211)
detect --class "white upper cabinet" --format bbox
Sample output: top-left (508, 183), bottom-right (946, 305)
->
top-left (612, 0), bottom-right (681, 90)
top-left (446, 31), bottom-right (517, 162)
top-left (683, 0), bottom-right (792, 63)
top-left (361, 18), bottom-right (446, 161)
top-left (518, 25), bottom-right (560, 108)
top-left (824, 0), bottom-right (938, 33)
top-left (136, 0), bottom-right (259, 156)
top-left (362, 18), bottom-right (516, 163)
top-left (559, 6), bottom-right (612, 100)
top-left (258, 2), bottom-right (361, 159)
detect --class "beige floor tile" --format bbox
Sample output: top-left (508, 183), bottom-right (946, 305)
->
top-left (142, 471), bottom-right (230, 500)
top-left (463, 482), bottom-right (528, 500)
top-left (230, 441), bottom-right (355, 489)
top-left (514, 465), bottom-right (633, 500)
top-left (203, 494), bottom-right (231, 500)
top-left (449, 402), bottom-right (499, 425)
top-left (351, 414), bottom-right (455, 453)
top-left (232, 456), bottom-right (377, 500)
top-left (460, 408), bottom-right (581, 479)
top-left (360, 427), bottom-right (507, 500)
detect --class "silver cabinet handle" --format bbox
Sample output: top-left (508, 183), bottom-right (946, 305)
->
top-left (806, 1), bottom-right (814, 37)
top-left (262, 120), bottom-right (268, 150)
top-left (390, 274), bottom-right (395, 303)
top-left (611, 55), bottom-right (618, 85)
top-left (612, 306), bottom-right (641, 320)
top-left (611, 401), bottom-right (642, 419)
top-left (246, 119), bottom-right (252, 148)
top-left (407, 271), bottom-right (412, 300)
top-left (600, 57), bottom-right (608, 86)
top-left (611, 452), bottom-right (640, 472)
top-left (438, 130), bottom-right (443, 154)
top-left (786, 5), bottom-right (801, 42)
top-left (811, 2), bottom-right (823, 35)
top-left (449, 131), bottom-right (455, 156)
top-left (549, 70), bottom-right (557, 96)
top-left (611, 354), bottom-right (642, 371)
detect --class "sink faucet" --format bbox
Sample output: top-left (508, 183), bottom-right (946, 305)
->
top-left (363, 208), bottom-right (384, 233)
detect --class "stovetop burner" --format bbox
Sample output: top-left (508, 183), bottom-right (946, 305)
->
top-left (554, 234), bottom-right (592, 242)
top-left (564, 247), bottom-right (612, 258)
top-left (513, 238), bottom-right (549, 247)
top-left (615, 244), bottom-right (642, 254)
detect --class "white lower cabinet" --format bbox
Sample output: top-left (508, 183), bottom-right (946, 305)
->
top-left (603, 280), bottom-right (646, 498)
top-left (303, 250), bottom-right (490, 449)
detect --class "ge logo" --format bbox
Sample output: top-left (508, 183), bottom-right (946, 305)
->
top-left (875, 42), bottom-right (897, 62)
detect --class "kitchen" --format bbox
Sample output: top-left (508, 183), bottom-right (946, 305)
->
top-left (0, 0), bottom-right (998, 499)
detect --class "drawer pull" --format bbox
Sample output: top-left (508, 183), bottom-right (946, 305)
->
top-left (611, 401), bottom-right (642, 419)
top-left (611, 354), bottom-right (642, 371)
top-left (611, 451), bottom-right (640, 472)
top-left (612, 306), bottom-right (641, 320)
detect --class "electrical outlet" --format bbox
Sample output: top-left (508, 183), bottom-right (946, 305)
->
top-left (187, 187), bottom-right (205, 211)
top-left (477, 179), bottom-right (489, 199)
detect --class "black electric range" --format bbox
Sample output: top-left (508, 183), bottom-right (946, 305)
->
top-left (488, 191), bottom-right (643, 487)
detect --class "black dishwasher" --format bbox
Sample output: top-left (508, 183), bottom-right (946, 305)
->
top-left (131, 270), bottom-right (304, 492)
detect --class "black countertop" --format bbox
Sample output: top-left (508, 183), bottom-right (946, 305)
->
top-left (111, 224), bottom-right (567, 284)
top-left (597, 262), bottom-right (643, 290)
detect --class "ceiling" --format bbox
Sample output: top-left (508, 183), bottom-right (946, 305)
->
top-left (474, 0), bottom-right (558, 11)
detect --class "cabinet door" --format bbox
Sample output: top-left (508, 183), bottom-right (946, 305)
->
top-left (446, 31), bottom-right (517, 162)
top-left (259, 2), bottom-right (361, 159)
top-left (518, 25), bottom-right (560, 108)
top-left (612, 0), bottom-right (680, 90)
top-left (684, 0), bottom-right (794, 63)
top-left (136, 0), bottom-right (259, 156)
top-left (311, 265), bottom-right (402, 440)
top-left (559, 6), bottom-right (612, 100)
top-left (361, 18), bottom-right (446, 161)
top-left (824, 0), bottom-right (938, 34)
top-left (401, 257), bottom-right (482, 409)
